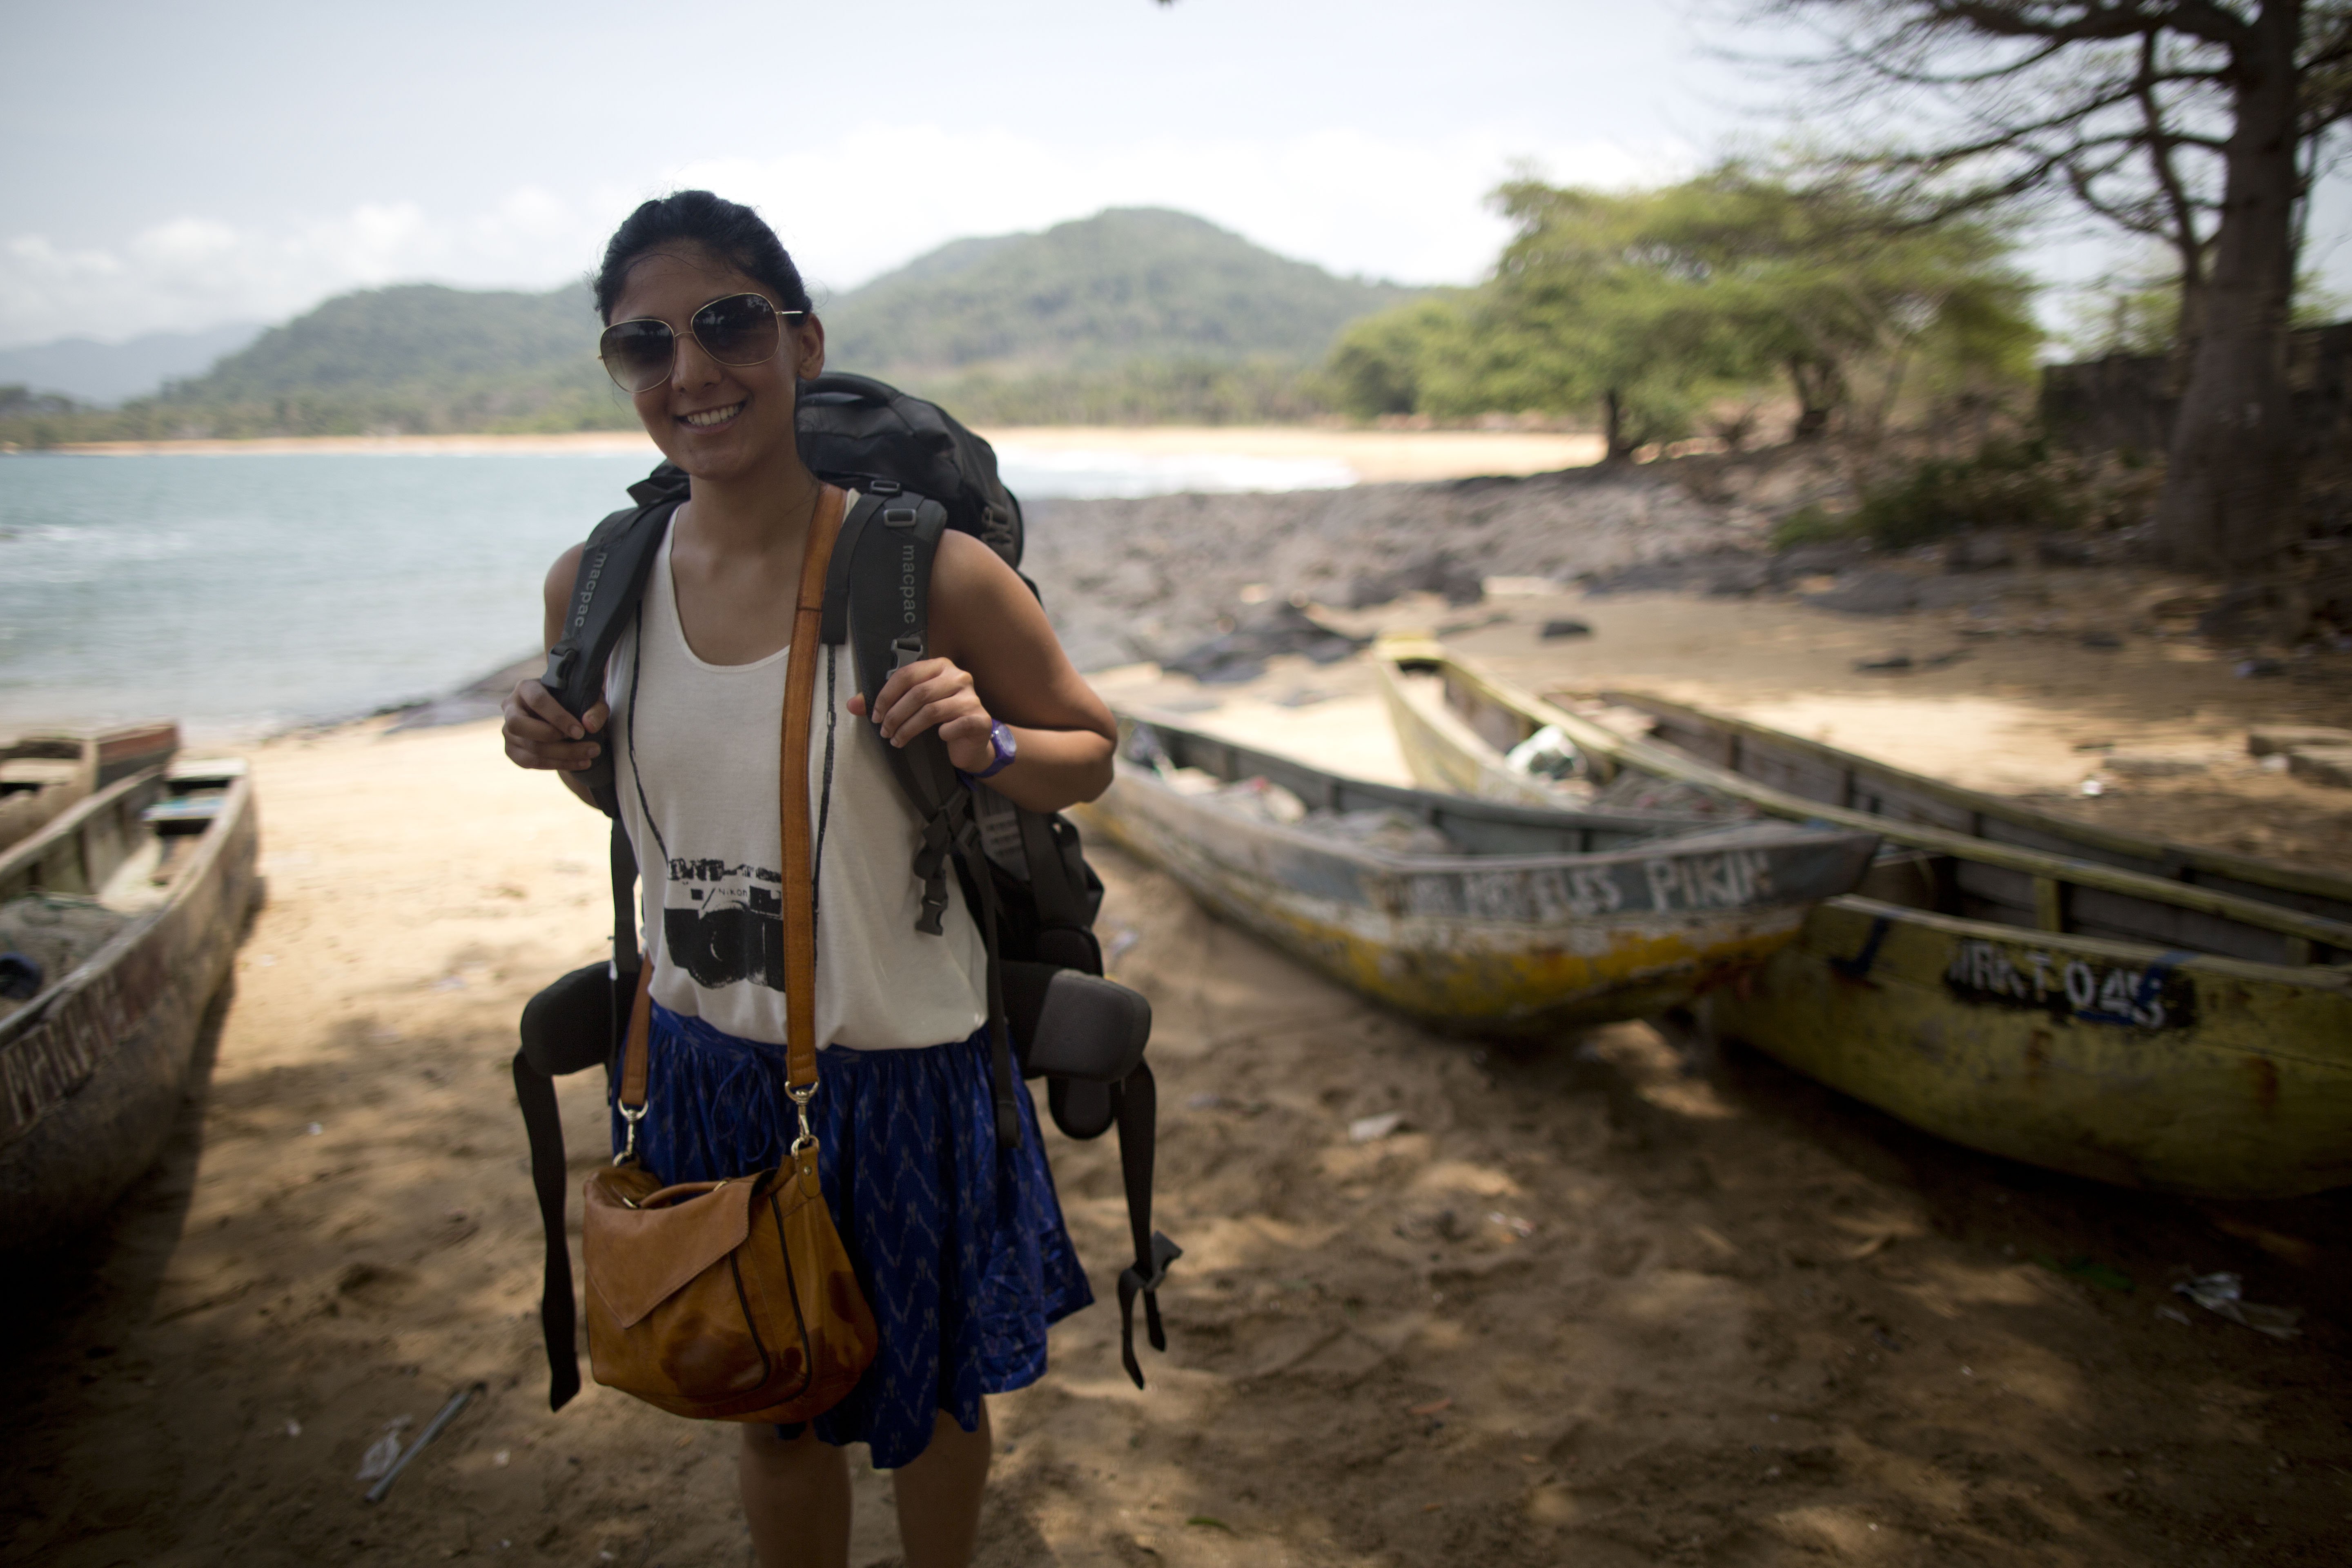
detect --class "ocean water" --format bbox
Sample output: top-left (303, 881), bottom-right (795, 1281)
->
top-left (0, 446), bottom-right (1355, 741)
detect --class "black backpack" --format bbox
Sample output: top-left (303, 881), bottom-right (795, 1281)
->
top-left (513, 373), bottom-right (1179, 1411)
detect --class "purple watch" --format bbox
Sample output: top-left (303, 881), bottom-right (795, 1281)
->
top-left (962, 719), bottom-right (1017, 783)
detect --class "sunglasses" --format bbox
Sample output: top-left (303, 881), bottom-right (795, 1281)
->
top-left (597, 292), bottom-right (805, 394)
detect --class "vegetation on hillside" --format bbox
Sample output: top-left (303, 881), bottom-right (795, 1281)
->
top-left (0, 208), bottom-right (1414, 443)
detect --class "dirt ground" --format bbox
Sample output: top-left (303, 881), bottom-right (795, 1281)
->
top-left (5, 584), bottom-right (2350, 1567)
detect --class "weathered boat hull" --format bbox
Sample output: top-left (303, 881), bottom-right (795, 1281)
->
top-left (1081, 717), bottom-right (1880, 1034)
top-left (1377, 642), bottom-right (2352, 1198)
top-left (0, 763), bottom-right (258, 1252)
top-left (0, 722), bottom-right (179, 855)
top-left (1704, 898), bottom-right (2352, 1198)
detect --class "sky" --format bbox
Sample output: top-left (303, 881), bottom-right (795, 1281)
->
top-left (2, 0), bottom-right (2345, 352)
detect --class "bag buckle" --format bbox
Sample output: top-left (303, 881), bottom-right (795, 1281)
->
top-left (614, 1102), bottom-right (646, 1166)
top-left (788, 1082), bottom-right (820, 1155)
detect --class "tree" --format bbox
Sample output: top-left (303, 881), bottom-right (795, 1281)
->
top-left (1322, 172), bottom-right (2037, 455)
top-left (1637, 169), bottom-right (2038, 439)
top-left (1745, 0), bottom-right (2352, 571)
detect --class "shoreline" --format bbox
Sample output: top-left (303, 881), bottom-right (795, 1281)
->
top-left (38, 425), bottom-right (1605, 482)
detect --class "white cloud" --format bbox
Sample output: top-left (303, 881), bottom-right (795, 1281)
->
top-left (0, 124), bottom-right (1695, 348)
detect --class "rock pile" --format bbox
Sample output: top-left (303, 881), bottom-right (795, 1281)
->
top-left (1023, 465), bottom-right (1761, 670)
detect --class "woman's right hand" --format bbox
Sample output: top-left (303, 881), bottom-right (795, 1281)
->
top-left (502, 678), bottom-right (608, 772)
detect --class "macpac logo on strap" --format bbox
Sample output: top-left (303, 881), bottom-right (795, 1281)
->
top-left (899, 541), bottom-right (918, 626)
top-left (569, 547), bottom-right (608, 634)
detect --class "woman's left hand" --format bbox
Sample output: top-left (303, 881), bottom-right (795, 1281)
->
top-left (846, 656), bottom-right (1001, 775)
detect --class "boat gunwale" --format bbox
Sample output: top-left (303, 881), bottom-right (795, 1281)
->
top-left (1379, 640), bottom-right (2352, 961)
top-left (1110, 708), bottom-right (1878, 883)
top-left (1118, 706), bottom-right (1720, 837)
top-left (0, 767), bottom-right (253, 1054)
top-left (1592, 684), bottom-right (2352, 908)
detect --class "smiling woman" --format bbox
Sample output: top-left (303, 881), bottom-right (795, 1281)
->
top-left (497, 191), bottom-right (1116, 1568)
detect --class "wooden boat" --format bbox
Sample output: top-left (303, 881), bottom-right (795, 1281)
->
top-left (0, 752), bottom-right (259, 1251)
top-left (0, 722), bottom-right (181, 854)
top-left (1077, 712), bottom-right (1881, 1034)
top-left (1375, 638), bottom-right (2352, 1198)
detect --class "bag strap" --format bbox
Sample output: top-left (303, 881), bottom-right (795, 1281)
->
top-left (781, 486), bottom-right (849, 1099)
top-left (612, 484), bottom-right (849, 1155)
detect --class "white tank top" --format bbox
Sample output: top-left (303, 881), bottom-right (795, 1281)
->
top-left (606, 512), bottom-right (989, 1051)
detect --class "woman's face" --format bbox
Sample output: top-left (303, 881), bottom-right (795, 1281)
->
top-left (605, 243), bottom-right (824, 482)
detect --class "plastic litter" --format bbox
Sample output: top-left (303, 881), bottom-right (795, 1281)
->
top-left (2173, 1272), bottom-right (2302, 1339)
top-left (364, 1382), bottom-right (485, 1503)
top-left (356, 1415), bottom-right (414, 1481)
top-left (1349, 1111), bottom-right (1405, 1143)
top-left (1504, 725), bottom-right (1580, 782)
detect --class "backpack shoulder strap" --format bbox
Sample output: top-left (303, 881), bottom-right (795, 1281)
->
top-left (541, 465), bottom-right (688, 817)
top-left (820, 489), bottom-right (1021, 1147)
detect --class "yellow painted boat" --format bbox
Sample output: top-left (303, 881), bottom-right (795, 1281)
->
top-left (1375, 639), bottom-right (2352, 1198)
top-left (1079, 711), bottom-right (1880, 1035)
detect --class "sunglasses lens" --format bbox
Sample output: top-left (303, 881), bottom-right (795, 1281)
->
top-left (692, 294), bottom-right (782, 366)
top-left (599, 319), bottom-right (674, 392)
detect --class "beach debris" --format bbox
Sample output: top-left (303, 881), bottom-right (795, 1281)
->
top-left (2233, 657), bottom-right (2285, 678)
top-left (1104, 926), bottom-right (1141, 966)
top-left (285, 1419), bottom-right (302, 1438)
top-left (2247, 724), bottom-right (2352, 756)
top-left (2287, 747), bottom-right (2352, 789)
top-left (1539, 619), bottom-right (1593, 639)
top-left (1504, 725), bottom-right (1580, 781)
top-left (304, 1122), bottom-right (323, 1136)
top-left (1187, 1091), bottom-right (1227, 1111)
top-left (430, 973), bottom-right (467, 991)
top-left (1185, 1516), bottom-right (1237, 1533)
top-left (2172, 1273), bottom-right (2302, 1339)
top-left (493, 1448), bottom-right (510, 1466)
top-left (1349, 1111), bottom-right (1405, 1143)
top-left (2103, 752), bottom-right (2208, 778)
top-left (1406, 1396), bottom-right (1453, 1417)
top-left (1272, 686), bottom-right (1334, 708)
top-left (256, 953), bottom-right (278, 967)
top-left (364, 1381), bottom-right (485, 1503)
top-left (2155, 1304), bottom-right (2193, 1326)
top-left (1205, 777), bottom-right (1307, 826)
top-left (0, 952), bottom-right (42, 1001)
top-left (356, 1416), bottom-right (415, 1482)
top-left (1854, 653), bottom-right (1913, 673)
top-left (2079, 778), bottom-right (2105, 797)
top-left (1299, 808), bottom-right (1457, 856)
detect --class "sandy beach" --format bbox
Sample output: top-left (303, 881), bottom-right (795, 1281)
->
top-left (48, 425), bottom-right (1604, 485)
top-left (5, 585), bottom-right (2350, 1566)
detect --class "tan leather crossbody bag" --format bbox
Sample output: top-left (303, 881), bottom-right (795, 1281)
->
top-left (579, 485), bottom-right (879, 1424)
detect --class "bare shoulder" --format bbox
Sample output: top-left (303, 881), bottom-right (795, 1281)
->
top-left (543, 543), bottom-right (586, 609)
top-left (931, 528), bottom-right (1025, 601)
top-left (540, 543), bottom-right (586, 649)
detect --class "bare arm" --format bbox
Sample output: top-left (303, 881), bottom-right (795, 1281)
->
top-left (849, 530), bottom-right (1116, 814)
top-left (500, 543), bottom-right (610, 808)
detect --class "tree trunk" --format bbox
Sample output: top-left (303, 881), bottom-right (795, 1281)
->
top-left (2154, 0), bottom-right (2303, 577)
top-left (1603, 387), bottom-right (1637, 461)
top-left (1785, 354), bottom-right (1843, 441)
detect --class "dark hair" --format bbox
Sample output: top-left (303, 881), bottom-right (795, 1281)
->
top-left (593, 190), bottom-right (813, 321)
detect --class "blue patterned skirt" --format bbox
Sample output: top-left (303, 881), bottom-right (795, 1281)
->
top-left (613, 1004), bottom-right (1094, 1468)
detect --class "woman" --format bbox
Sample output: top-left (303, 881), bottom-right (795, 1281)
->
top-left (501, 191), bottom-right (1116, 1568)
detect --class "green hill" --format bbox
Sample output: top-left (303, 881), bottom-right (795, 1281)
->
top-left (825, 207), bottom-right (1411, 374)
top-left (0, 208), bottom-right (1412, 442)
